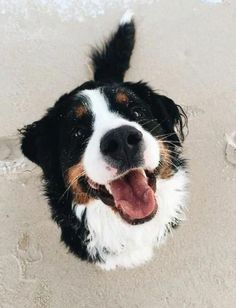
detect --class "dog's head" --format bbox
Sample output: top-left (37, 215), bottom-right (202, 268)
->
top-left (21, 81), bottom-right (186, 225)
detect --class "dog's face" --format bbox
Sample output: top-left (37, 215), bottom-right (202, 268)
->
top-left (21, 81), bottom-right (186, 225)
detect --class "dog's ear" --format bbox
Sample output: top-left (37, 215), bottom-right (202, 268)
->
top-left (126, 82), bottom-right (187, 144)
top-left (149, 93), bottom-right (187, 143)
top-left (20, 115), bottom-right (54, 169)
top-left (20, 94), bottom-right (68, 170)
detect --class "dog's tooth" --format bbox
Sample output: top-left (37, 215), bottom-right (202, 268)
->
top-left (140, 168), bottom-right (147, 178)
top-left (106, 184), bottom-right (112, 194)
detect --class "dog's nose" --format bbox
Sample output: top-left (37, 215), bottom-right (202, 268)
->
top-left (100, 125), bottom-right (143, 168)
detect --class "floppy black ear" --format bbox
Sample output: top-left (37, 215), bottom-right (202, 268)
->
top-left (20, 94), bottom-right (68, 170)
top-left (150, 93), bottom-right (187, 143)
top-left (20, 113), bottom-right (55, 170)
top-left (125, 82), bottom-right (187, 143)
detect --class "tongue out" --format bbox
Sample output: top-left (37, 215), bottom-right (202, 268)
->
top-left (110, 169), bottom-right (157, 221)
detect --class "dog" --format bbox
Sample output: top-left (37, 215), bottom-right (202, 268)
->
top-left (20, 11), bottom-right (188, 270)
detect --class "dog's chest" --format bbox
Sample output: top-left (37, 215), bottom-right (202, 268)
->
top-left (74, 169), bottom-right (187, 268)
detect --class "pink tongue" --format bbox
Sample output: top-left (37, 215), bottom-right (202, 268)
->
top-left (110, 170), bottom-right (156, 220)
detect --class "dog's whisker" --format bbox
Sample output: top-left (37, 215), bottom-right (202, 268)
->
top-left (160, 139), bottom-right (182, 148)
top-left (161, 159), bottom-right (179, 170)
top-left (149, 123), bottom-right (161, 134)
top-left (138, 118), bottom-right (157, 126)
top-left (162, 148), bottom-right (182, 155)
top-left (158, 133), bottom-right (176, 138)
top-left (59, 172), bottom-right (86, 201)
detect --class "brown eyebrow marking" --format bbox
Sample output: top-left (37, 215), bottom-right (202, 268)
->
top-left (75, 105), bottom-right (87, 117)
top-left (116, 91), bottom-right (129, 104)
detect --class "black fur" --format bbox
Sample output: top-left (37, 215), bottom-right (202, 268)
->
top-left (20, 17), bottom-right (187, 263)
top-left (91, 19), bottom-right (135, 82)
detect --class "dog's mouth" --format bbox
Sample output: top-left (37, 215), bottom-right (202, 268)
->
top-left (88, 169), bottom-right (157, 225)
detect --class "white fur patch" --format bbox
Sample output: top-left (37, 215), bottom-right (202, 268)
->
top-left (74, 203), bottom-right (86, 220)
top-left (120, 10), bottom-right (134, 25)
top-left (74, 169), bottom-right (188, 270)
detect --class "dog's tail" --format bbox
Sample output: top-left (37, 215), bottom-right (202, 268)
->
top-left (90, 10), bottom-right (135, 83)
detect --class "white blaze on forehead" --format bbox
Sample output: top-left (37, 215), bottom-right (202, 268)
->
top-left (80, 88), bottom-right (128, 184)
top-left (80, 89), bottom-right (128, 132)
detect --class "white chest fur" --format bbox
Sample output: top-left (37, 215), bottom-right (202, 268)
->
top-left (74, 169), bottom-right (188, 270)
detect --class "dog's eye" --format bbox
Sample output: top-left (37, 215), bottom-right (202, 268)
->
top-left (74, 131), bottom-right (82, 137)
top-left (133, 111), bottom-right (142, 118)
top-left (74, 128), bottom-right (85, 138)
top-left (131, 109), bottom-right (145, 119)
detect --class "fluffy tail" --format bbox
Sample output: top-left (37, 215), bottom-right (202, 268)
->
top-left (90, 10), bottom-right (135, 83)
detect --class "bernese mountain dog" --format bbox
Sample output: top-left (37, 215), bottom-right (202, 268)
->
top-left (20, 11), bottom-right (188, 270)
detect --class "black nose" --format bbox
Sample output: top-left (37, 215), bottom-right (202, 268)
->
top-left (100, 125), bottom-right (143, 168)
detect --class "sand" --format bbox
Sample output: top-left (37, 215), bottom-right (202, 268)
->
top-left (0, 0), bottom-right (236, 307)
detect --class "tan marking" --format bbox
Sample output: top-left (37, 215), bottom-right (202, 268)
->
top-left (75, 105), bottom-right (87, 117)
top-left (157, 140), bottom-right (174, 179)
top-left (66, 163), bottom-right (92, 204)
top-left (116, 91), bottom-right (129, 104)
